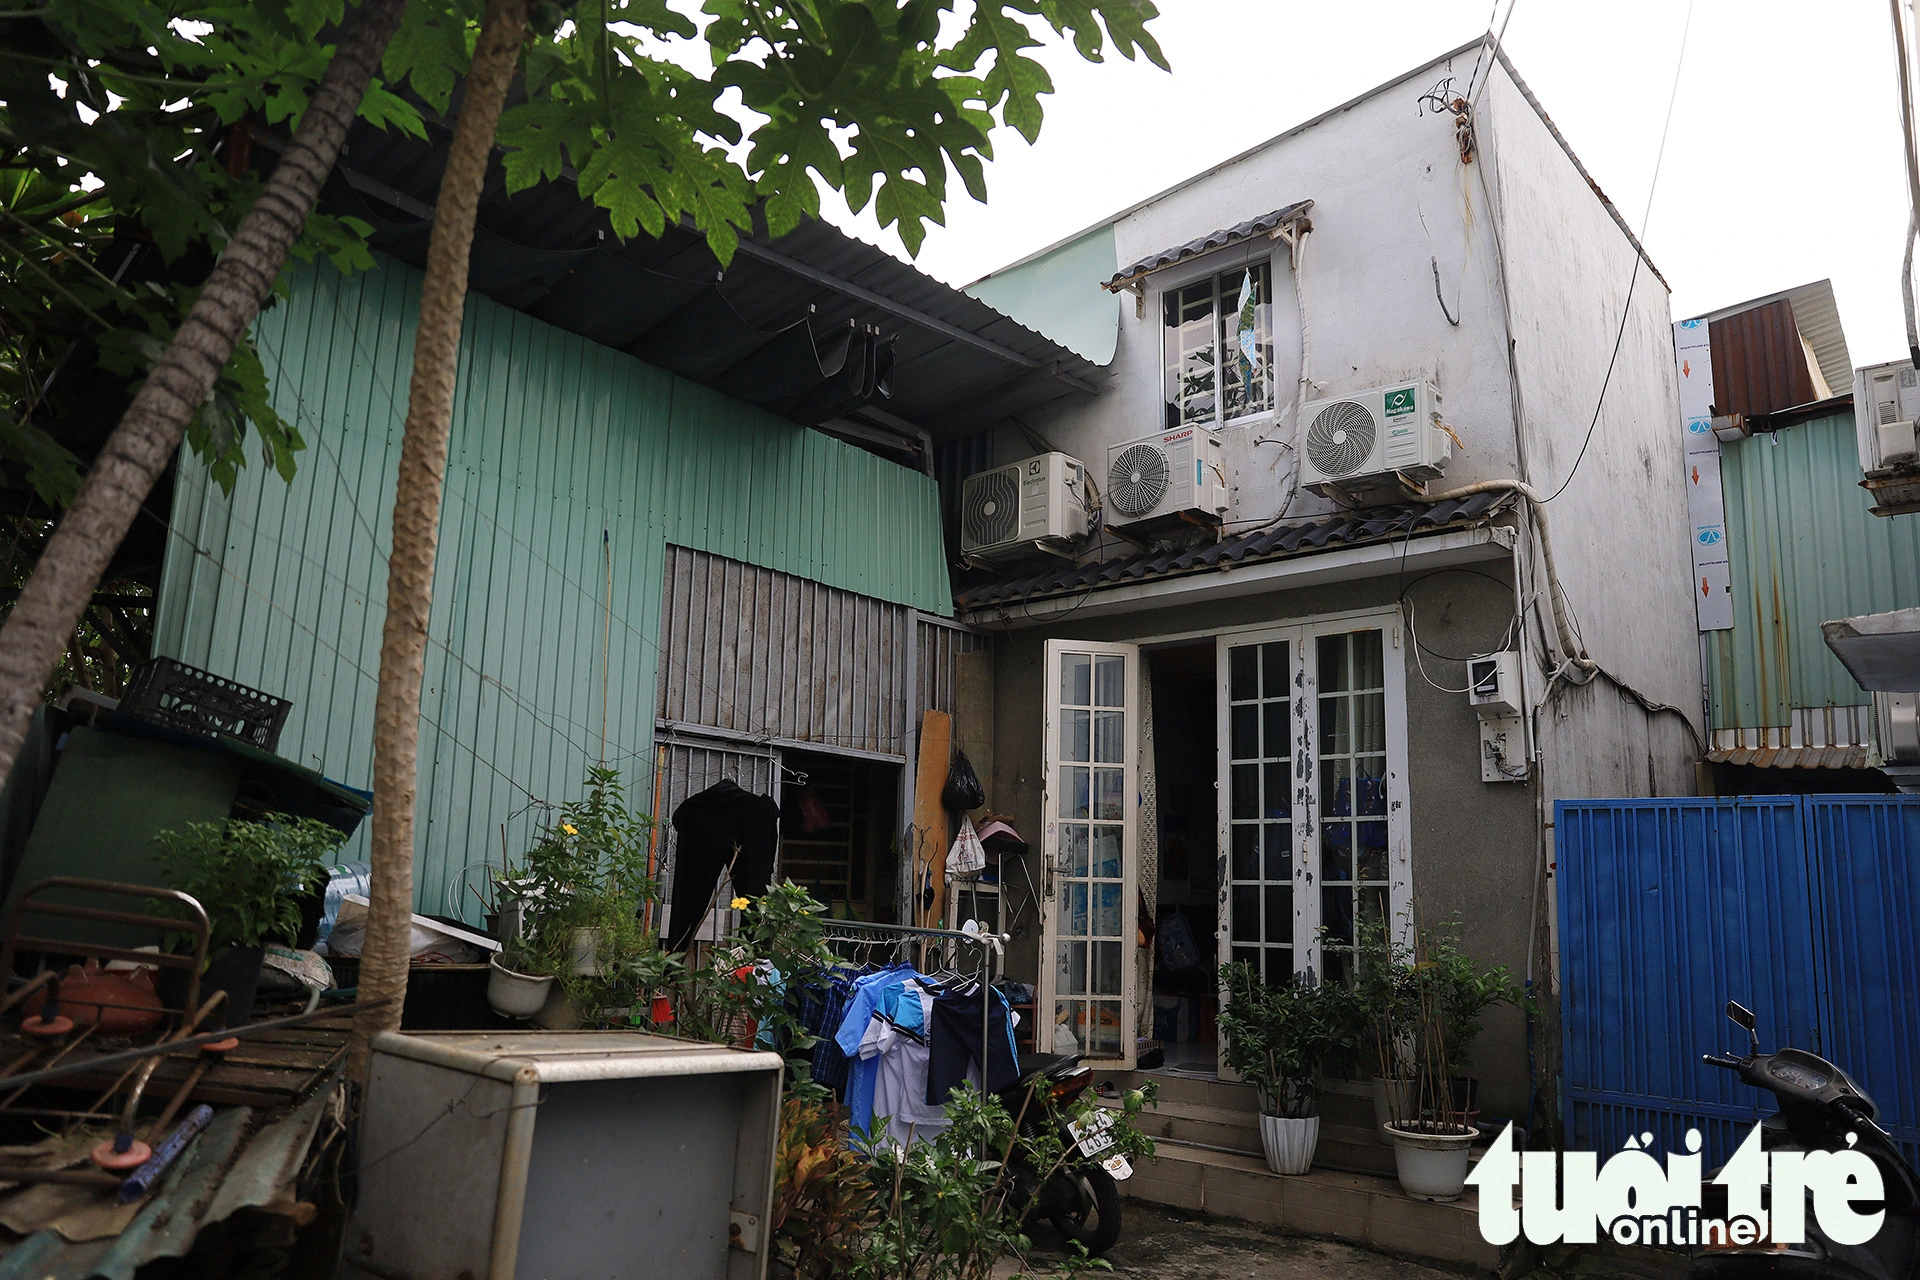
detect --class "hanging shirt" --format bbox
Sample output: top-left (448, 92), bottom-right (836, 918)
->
top-left (867, 985), bottom-right (950, 1148)
top-left (834, 965), bottom-right (917, 1134)
top-left (665, 781), bottom-right (781, 952)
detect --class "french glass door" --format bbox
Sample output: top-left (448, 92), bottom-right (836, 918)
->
top-left (1215, 614), bottom-right (1409, 995)
top-left (1039, 640), bottom-right (1140, 1069)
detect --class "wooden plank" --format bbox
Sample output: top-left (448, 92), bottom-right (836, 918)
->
top-left (912, 709), bottom-right (951, 927)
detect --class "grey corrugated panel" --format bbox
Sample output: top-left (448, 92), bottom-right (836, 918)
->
top-left (656, 546), bottom-right (909, 757)
top-left (955, 492), bottom-right (1512, 608)
top-left (1107, 200), bottom-right (1315, 290)
top-left (1708, 411), bottom-right (1920, 734)
top-left (0, 1091), bottom-right (328, 1280)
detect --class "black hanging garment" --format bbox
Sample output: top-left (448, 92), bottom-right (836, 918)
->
top-left (665, 780), bottom-right (781, 951)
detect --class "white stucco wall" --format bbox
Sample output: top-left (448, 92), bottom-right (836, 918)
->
top-left (992, 47), bottom-right (1700, 770)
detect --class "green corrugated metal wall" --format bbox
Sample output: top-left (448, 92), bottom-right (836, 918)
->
top-left (1708, 411), bottom-right (1920, 729)
top-left (154, 255), bottom-right (949, 916)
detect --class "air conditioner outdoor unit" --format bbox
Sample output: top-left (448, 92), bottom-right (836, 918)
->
top-left (959, 452), bottom-right (1091, 561)
top-left (1297, 381), bottom-right (1451, 492)
top-left (1857, 360), bottom-right (1920, 472)
top-left (1104, 425), bottom-right (1230, 528)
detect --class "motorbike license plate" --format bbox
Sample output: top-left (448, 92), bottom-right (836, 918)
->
top-left (1068, 1111), bottom-right (1115, 1157)
top-left (1100, 1153), bottom-right (1133, 1181)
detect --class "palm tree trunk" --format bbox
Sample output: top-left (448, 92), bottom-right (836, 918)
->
top-left (349, 0), bottom-right (529, 1081)
top-left (0, 0), bottom-right (408, 785)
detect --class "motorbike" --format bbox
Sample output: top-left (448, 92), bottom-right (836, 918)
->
top-left (997, 1051), bottom-right (1126, 1258)
top-left (1693, 999), bottom-right (1920, 1280)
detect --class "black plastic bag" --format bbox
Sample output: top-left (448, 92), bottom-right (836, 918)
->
top-left (942, 747), bottom-right (984, 811)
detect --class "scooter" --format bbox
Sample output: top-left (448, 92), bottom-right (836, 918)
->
top-left (997, 1051), bottom-right (1126, 1258)
top-left (1693, 999), bottom-right (1920, 1280)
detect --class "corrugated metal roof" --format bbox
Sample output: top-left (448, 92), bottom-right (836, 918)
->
top-left (0, 1089), bottom-right (330, 1280)
top-left (1704, 744), bottom-right (1871, 770)
top-left (1103, 201), bottom-right (1313, 292)
top-left (1692, 279), bottom-right (1852, 399)
top-left (1707, 409), bottom-right (1920, 736)
top-left (956, 492), bottom-right (1512, 609)
top-left (1709, 300), bottom-right (1818, 419)
top-left (314, 117), bottom-right (1101, 442)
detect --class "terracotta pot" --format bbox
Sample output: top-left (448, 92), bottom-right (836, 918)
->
top-left (1258, 1113), bottom-right (1320, 1176)
top-left (24, 961), bottom-right (164, 1036)
top-left (1384, 1122), bottom-right (1477, 1201)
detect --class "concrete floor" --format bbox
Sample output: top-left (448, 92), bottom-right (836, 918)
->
top-left (1001, 1203), bottom-right (1475, 1279)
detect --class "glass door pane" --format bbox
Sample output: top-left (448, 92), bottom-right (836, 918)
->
top-left (1315, 630), bottom-right (1388, 984)
top-left (1053, 650), bottom-right (1128, 1058)
top-left (1225, 638), bottom-right (1293, 985)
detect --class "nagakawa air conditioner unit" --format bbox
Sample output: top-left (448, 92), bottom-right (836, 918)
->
top-left (1297, 381), bottom-right (1451, 492)
top-left (1104, 425), bottom-right (1231, 528)
top-left (1857, 360), bottom-right (1920, 473)
top-left (959, 452), bottom-right (1091, 561)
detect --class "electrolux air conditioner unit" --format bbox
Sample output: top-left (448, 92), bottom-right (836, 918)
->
top-left (1297, 381), bottom-right (1451, 492)
top-left (1103, 425), bottom-right (1230, 528)
top-left (1857, 360), bottom-right (1920, 473)
top-left (959, 452), bottom-right (1091, 561)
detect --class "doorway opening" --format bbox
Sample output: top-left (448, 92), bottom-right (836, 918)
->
top-left (777, 750), bottom-right (901, 923)
top-left (1146, 642), bottom-right (1219, 1074)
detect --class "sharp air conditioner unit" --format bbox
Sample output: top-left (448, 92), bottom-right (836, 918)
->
top-left (1857, 360), bottom-right (1920, 472)
top-left (959, 452), bottom-right (1091, 561)
top-left (1297, 381), bottom-right (1451, 492)
top-left (1104, 425), bottom-right (1230, 529)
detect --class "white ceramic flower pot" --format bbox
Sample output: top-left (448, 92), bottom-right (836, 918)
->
top-left (1258, 1113), bottom-right (1320, 1176)
top-left (1371, 1075), bottom-right (1414, 1144)
top-left (486, 956), bottom-right (554, 1019)
top-left (1384, 1122), bottom-right (1477, 1201)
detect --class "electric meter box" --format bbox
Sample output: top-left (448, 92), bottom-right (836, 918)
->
top-left (1467, 652), bottom-right (1523, 719)
top-left (345, 1030), bottom-right (783, 1280)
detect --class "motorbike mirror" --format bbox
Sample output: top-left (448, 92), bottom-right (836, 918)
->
top-left (1726, 1001), bottom-right (1759, 1053)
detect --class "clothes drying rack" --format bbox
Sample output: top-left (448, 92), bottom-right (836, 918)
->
top-left (816, 918), bottom-right (1015, 1081)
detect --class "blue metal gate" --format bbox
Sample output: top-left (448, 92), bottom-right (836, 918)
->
top-left (1558, 796), bottom-right (1920, 1167)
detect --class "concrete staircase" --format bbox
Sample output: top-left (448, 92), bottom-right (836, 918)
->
top-left (1096, 1069), bottom-right (1504, 1272)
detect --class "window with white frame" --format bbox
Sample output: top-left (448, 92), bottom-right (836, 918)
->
top-left (1161, 262), bottom-right (1274, 429)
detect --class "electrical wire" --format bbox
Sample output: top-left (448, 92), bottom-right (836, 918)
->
top-left (1538, 0), bottom-right (1696, 505)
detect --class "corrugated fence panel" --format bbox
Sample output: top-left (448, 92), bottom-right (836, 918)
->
top-left (1557, 797), bottom-right (1819, 1167)
top-left (916, 615), bottom-right (986, 720)
top-left (153, 255), bottom-right (949, 918)
top-left (1709, 412), bottom-right (1920, 732)
top-left (1560, 795), bottom-right (1920, 1169)
top-left (1804, 798), bottom-right (1920, 1164)
top-left (655, 546), bottom-right (910, 757)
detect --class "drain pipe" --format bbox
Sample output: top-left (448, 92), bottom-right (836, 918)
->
top-left (1416, 478), bottom-right (1596, 679)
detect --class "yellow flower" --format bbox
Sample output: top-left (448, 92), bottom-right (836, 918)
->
top-left (730, 896), bottom-right (750, 910)
top-left (561, 823), bottom-right (577, 836)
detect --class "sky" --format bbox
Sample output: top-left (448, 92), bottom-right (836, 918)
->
top-left (815, 0), bottom-right (1915, 369)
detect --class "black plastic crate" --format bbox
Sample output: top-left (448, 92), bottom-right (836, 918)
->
top-left (119, 657), bottom-right (292, 751)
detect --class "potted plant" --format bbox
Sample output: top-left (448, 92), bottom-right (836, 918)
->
top-left (487, 936), bottom-right (556, 1018)
top-left (1356, 914), bottom-right (1416, 1144)
top-left (151, 814), bottom-right (343, 1027)
top-left (1381, 921), bottom-right (1524, 1201)
top-left (495, 768), bottom-right (659, 1025)
top-left (1218, 961), bottom-right (1359, 1175)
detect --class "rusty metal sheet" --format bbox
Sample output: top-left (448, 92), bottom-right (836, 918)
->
top-left (1708, 299), bottom-right (1818, 419)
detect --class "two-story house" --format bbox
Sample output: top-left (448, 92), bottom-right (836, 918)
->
top-left (943, 38), bottom-right (1701, 1133)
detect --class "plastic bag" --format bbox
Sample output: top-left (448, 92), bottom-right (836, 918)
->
top-left (315, 861), bottom-right (371, 949)
top-left (947, 816), bottom-right (987, 880)
top-left (942, 748), bottom-right (984, 812)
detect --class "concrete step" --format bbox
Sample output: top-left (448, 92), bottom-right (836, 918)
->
top-left (1097, 1068), bottom-right (1258, 1113)
top-left (1096, 1080), bottom-right (1403, 1178)
top-left (1120, 1140), bottom-right (1504, 1272)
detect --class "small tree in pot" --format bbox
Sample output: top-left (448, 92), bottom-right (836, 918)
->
top-left (1383, 920), bottom-right (1525, 1202)
top-left (1218, 962), bottom-right (1360, 1175)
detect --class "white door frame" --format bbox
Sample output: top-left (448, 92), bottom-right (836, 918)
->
top-left (1213, 608), bottom-right (1412, 991)
top-left (1038, 639), bottom-right (1140, 1070)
